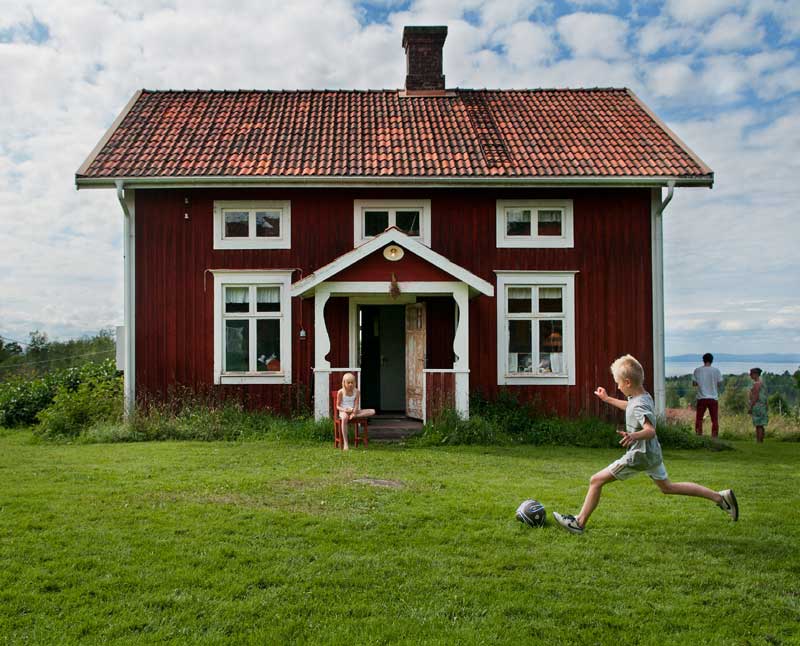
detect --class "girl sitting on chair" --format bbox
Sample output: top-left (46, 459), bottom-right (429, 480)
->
top-left (336, 373), bottom-right (375, 450)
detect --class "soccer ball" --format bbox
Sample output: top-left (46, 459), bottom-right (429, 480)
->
top-left (516, 499), bottom-right (546, 527)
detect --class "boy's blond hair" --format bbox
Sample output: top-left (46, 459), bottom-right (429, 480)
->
top-left (610, 354), bottom-right (645, 386)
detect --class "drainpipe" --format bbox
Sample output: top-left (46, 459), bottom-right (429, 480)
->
top-left (652, 180), bottom-right (675, 416)
top-left (116, 180), bottom-right (135, 417)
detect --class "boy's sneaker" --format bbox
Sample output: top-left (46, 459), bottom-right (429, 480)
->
top-left (718, 489), bottom-right (739, 521)
top-left (552, 511), bottom-right (584, 535)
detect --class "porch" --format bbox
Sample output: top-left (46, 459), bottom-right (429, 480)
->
top-left (289, 229), bottom-right (494, 422)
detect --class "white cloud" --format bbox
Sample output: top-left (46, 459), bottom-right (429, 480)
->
top-left (703, 13), bottom-right (765, 51)
top-left (637, 18), bottom-right (695, 55)
top-left (556, 12), bottom-right (629, 60)
top-left (645, 58), bottom-right (696, 98)
top-left (665, 0), bottom-right (746, 24)
top-left (718, 320), bottom-right (750, 332)
top-left (493, 21), bottom-right (557, 67)
top-left (567, 0), bottom-right (618, 9)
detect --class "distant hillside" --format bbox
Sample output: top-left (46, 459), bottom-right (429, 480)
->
top-left (667, 353), bottom-right (800, 363)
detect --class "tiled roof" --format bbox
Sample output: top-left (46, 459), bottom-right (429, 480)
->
top-left (77, 88), bottom-right (712, 182)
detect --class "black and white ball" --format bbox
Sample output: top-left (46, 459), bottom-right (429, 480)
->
top-left (516, 499), bottom-right (546, 527)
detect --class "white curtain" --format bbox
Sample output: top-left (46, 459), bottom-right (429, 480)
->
top-left (257, 286), bottom-right (280, 305)
top-left (537, 210), bottom-right (561, 223)
top-left (225, 286), bottom-right (249, 304)
top-left (539, 287), bottom-right (561, 299)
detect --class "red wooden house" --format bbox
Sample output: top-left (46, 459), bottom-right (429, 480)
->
top-left (76, 26), bottom-right (713, 421)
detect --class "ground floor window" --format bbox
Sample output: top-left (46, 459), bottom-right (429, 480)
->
top-left (212, 271), bottom-right (292, 384)
top-left (496, 271), bottom-right (576, 385)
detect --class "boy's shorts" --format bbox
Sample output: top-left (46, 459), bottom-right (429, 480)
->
top-left (607, 456), bottom-right (668, 481)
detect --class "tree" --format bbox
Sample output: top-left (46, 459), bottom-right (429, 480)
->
top-left (768, 392), bottom-right (789, 416)
top-left (720, 376), bottom-right (748, 415)
top-left (665, 384), bottom-right (681, 409)
top-left (0, 340), bottom-right (23, 362)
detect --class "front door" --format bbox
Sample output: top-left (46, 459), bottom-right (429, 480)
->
top-left (359, 305), bottom-right (406, 412)
top-left (405, 303), bottom-right (426, 419)
top-left (379, 306), bottom-right (406, 411)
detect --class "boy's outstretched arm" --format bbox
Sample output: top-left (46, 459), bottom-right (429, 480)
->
top-left (594, 387), bottom-right (628, 411)
top-left (618, 419), bottom-right (656, 447)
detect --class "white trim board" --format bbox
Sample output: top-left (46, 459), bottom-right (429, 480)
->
top-left (76, 175), bottom-right (714, 189)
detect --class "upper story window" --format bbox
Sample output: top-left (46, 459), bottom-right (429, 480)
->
top-left (353, 199), bottom-right (431, 247)
top-left (496, 200), bottom-right (573, 248)
top-left (496, 271), bottom-right (576, 386)
top-left (213, 200), bottom-right (291, 250)
top-left (212, 271), bottom-right (292, 385)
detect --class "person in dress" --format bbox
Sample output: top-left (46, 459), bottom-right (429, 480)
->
top-left (335, 373), bottom-right (375, 451)
top-left (748, 367), bottom-right (768, 444)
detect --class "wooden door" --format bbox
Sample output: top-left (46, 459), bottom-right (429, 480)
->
top-left (405, 303), bottom-right (426, 419)
top-left (379, 306), bottom-right (405, 411)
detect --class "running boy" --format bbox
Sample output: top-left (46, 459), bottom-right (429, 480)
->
top-left (553, 354), bottom-right (738, 534)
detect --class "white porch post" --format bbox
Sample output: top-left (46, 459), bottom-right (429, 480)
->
top-left (452, 283), bottom-right (470, 418)
top-left (313, 286), bottom-right (332, 420)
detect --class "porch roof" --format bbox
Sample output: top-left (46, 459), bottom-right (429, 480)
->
top-left (291, 228), bottom-right (494, 298)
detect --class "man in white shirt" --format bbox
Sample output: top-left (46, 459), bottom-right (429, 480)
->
top-left (693, 353), bottom-right (723, 438)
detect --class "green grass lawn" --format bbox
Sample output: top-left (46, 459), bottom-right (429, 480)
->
top-left (1, 429), bottom-right (798, 645)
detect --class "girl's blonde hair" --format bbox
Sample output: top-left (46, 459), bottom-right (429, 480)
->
top-left (610, 354), bottom-right (644, 386)
top-left (342, 372), bottom-right (357, 387)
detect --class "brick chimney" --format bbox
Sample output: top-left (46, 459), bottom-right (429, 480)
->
top-left (402, 26), bottom-right (448, 94)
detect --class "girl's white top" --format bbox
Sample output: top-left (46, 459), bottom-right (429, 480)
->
top-left (341, 391), bottom-right (357, 409)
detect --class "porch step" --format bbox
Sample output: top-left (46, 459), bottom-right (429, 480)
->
top-left (366, 415), bottom-right (424, 441)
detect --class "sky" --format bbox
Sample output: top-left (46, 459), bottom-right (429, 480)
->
top-left (0, 0), bottom-right (798, 357)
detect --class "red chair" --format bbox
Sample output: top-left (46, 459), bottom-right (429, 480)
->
top-left (331, 390), bottom-right (369, 449)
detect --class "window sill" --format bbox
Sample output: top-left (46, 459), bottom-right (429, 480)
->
top-left (214, 239), bottom-right (290, 250)
top-left (499, 374), bottom-right (573, 386)
top-left (218, 373), bottom-right (288, 385)
top-left (496, 238), bottom-right (573, 248)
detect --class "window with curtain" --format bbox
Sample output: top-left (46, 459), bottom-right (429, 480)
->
top-left (504, 286), bottom-right (565, 376)
top-left (223, 284), bottom-right (283, 374)
top-left (496, 272), bottom-right (575, 385)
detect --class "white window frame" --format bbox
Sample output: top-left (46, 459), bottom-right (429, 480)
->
top-left (496, 271), bottom-right (576, 385)
top-left (213, 200), bottom-right (291, 249)
top-left (353, 199), bottom-right (431, 247)
top-left (213, 270), bottom-right (293, 384)
top-left (495, 199), bottom-right (573, 248)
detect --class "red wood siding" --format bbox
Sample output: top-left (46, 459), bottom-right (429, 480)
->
top-left (332, 247), bottom-right (455, 283)
top-left (134, 187), bottom-right (652, 418)
top-left (425, 372), bottom-right (455, 421)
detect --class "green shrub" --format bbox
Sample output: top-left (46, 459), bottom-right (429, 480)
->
top-left (0, 360), bottom-right (118, 427)
top-left (122, 396), bottom-right (331, 444)
top-left (417, 408), bottom-right (506, 445)
top-left (720, 376), bottom-right (749, 414)
top-left (417, 391), bottom-right (730, 450)
top-left (35, 372), bottom-right (123, 439)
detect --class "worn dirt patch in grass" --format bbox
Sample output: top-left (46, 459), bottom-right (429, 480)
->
top-left (353, 477), bottom-right (405, 489)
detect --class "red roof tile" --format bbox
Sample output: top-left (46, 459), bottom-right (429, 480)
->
top-left (78, 88), bottom-right (712, 182)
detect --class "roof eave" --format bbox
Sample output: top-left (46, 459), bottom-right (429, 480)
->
top-left (75, 90), bottom-right (143, 180)
top-left (75, 174), bottom-right (714, 190)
